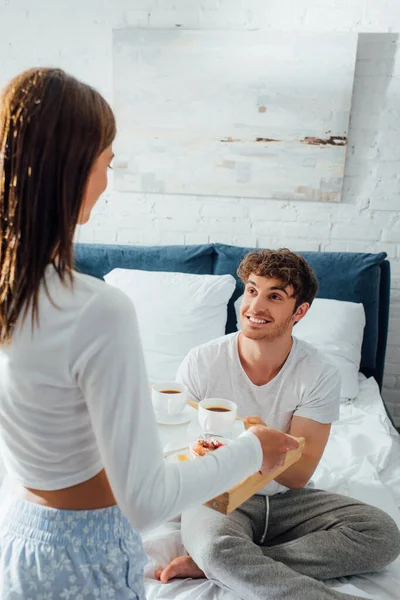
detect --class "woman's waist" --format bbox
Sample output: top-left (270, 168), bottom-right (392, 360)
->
top-left (0, 480), bottom-right (134, 546)
top-left (10, 468), bottom-right (117, 511)
top-left (0, 429), bottom-right (117, 510)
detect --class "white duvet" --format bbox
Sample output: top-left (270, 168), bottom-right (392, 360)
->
top-left (144, 376), bottom-right (400, 600)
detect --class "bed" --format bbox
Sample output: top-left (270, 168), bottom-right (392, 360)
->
top-left (73, 242), bottom-right (399, 599)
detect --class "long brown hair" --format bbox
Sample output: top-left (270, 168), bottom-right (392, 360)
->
top-left (0, 68), bottom-right (116, 343)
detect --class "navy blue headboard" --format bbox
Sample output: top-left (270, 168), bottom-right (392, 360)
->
top-left (74, 242), bottom-right (391, 417)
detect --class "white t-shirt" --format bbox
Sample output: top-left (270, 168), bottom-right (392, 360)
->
top-left (0, 267), bottom-right (262, 531)
top-left (177, 332), bottom-right (341, 496)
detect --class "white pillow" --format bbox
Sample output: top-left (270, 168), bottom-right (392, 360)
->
top-left (104, 269), bottom-right (236, 383)
top-left (234, 296), bottom-right (365, 400)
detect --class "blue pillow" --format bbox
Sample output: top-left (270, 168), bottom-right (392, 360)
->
top-left (74, 243), bottom-right (215, 280)
top-left (212, 243), bottom-right (387, 371)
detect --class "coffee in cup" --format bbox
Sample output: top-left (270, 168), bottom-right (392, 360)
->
top-left (198, 398), bottom-right (237, 436)
top-left (151, 382), bottom-right (188, 417)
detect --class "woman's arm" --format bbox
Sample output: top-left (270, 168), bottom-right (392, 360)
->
top-left (68, 286), bottom-right (262, 532)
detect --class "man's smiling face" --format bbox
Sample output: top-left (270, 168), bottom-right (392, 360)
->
top-left (240, 274), bottom-right (299, 342)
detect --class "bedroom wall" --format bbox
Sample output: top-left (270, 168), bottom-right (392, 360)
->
top-left (1, 0), bottom-right (400, 423)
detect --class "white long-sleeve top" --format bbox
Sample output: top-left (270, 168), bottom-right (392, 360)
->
top-left (0, 267), bottom-right (262, 531)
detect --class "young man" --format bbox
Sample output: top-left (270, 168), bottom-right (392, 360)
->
top-left (157, 249), bottom-right (400, 600)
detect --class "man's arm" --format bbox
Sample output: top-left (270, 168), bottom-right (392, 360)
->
top-left (274, 416), bottom-right (331, 489)
top-left (245, 414), bottom-right (331, 489)
top-left (275, 362), bottom-right (340, 489)
top-left (246, 362), bottom-right (339, 489)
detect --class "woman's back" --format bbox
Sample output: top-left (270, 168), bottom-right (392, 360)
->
top-left (0, 267), bottom-right (113, 491)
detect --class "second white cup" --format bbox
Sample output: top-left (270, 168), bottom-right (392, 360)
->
top-left (198, 398), bottom-right (238, 436)
top-left (151, 382), bottom-right (188, 416)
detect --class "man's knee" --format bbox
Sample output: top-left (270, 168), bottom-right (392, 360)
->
top-left (365, 506), bottom-right (400, 569)
top-left (191, 533), bottom-right (240, 578)
top-left (181, 511), bottom-right (246, 577)
top-left (181, 509), bottom-right (221, 569)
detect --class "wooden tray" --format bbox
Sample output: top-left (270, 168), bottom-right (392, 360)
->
top-left (186, 400), bottom-right (305, 514)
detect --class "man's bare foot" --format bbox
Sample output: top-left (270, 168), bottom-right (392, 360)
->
top-left (155, 555), bottom-right (205, 584)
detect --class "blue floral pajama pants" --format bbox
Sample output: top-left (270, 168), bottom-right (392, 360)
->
top-left (0, 484), bottom-right (147, 599)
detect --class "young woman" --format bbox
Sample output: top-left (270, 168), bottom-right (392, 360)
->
top-left (0, 67), bottom-right (298, 598)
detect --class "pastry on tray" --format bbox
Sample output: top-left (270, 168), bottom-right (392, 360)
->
top-left (189, 437), bottom-right (226, 459)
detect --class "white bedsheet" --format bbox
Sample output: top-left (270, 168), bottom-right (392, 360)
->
top-left (144, 376), bottom-right (400, 600)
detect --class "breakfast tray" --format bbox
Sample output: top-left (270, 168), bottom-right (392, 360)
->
top-left (184, 400), bottom-right (305, 514)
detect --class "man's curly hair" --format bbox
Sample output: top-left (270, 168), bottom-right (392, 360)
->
top-left (237, 248), bottom-right (318, 310)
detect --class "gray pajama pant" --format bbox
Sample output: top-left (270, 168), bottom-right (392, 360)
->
top-left (181, 488), bottom-right (400, 600)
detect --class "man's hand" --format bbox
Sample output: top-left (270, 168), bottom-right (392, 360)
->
top-left (248, 425), bottom-right (299, 473)
top-left (245, 415), bottom-right (267, 427)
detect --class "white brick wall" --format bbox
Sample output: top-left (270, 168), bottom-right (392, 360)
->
top-left (1, 0), bottom-right (400, 423)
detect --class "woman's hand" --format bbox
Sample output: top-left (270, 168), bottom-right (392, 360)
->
top-left (248, 425), bottom-right (299, 473)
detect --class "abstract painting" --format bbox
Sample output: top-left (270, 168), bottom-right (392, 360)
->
top-left (113, 30), bottom-right (358, 202)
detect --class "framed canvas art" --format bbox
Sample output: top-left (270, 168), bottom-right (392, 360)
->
top-left (113, 30), bottom-right (358, 202)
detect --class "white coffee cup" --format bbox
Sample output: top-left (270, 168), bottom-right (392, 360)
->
top-left (151, 382), bottom-right (188, 417)
top-left (198, 398), bottom-right (238, 436)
